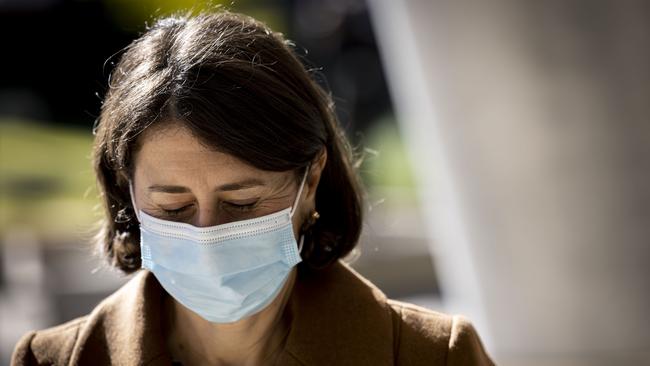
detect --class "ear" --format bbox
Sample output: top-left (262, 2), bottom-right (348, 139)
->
top-left (305, 148), bottom-right (327, 203)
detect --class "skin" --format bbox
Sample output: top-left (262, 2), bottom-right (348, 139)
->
top-left (130, 121), bottom-right (327, 365)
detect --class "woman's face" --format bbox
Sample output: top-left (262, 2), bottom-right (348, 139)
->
top-left (130, 122), bottom-right (308, 238)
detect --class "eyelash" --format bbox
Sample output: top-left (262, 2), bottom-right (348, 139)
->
top-left (160, 201), bottom-right (258, 217)
top-left (162, 206), bottom-right (191, 217)
top-left (224, 201), bottom-right (258, 212)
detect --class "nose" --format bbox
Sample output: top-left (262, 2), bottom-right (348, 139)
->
top-left (193, 208), bottom-right (221, 227)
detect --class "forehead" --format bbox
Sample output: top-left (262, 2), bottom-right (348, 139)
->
top-left (132, 121), bottom-right (288, 187)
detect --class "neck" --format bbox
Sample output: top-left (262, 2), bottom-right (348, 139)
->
top-left (164, 269), bottom-right (296, 366)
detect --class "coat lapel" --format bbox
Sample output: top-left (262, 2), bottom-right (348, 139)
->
top-left (69, 270), bottom-right (172, 365)
top-left (280, 262), bottom-right (395, 366)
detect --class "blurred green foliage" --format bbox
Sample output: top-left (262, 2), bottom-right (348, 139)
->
top-left (103, 0), bottom-right (287, 34)
top-left (361, 116), bottom-right (418, 205)
top-left (0, 120), bottom-right (99, 237)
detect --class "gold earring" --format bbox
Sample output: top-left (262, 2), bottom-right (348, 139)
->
top-left (302, 210), bottom-right (320, 232)
top-left (309, 210), bottom-right (320, 226)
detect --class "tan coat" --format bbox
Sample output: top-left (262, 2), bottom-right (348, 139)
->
top-left (11, 262), bottom-right (495, 365)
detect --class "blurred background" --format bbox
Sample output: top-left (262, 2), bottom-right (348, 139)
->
top-left (0, 0), bottom-right (648, 365)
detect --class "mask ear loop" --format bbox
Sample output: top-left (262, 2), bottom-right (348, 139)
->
top-left (290, 164), bottom-right (310, 217)
top-left (297, 236), bottom-right (305, 253)
top-left (128, 181), bottom-right (141, 223)
top-left (290, 164), bottom-right (311, 254)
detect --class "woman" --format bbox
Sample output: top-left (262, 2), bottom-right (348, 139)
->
top-left (12, 11), bottom-right (494, 366)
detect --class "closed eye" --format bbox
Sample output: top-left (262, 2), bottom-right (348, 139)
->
top-left (161, 205), bottom-right (193, 217)
top-left (223, 200), bottom-right (258, 212)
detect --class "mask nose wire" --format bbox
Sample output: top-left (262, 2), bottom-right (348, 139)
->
top-left (128, 181), bottom-right (141, 223)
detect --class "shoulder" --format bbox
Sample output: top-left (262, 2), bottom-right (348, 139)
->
top-left (387, 299), bottom-right (495, 366)
top-left (11, 316), bottom-right (87, 366)
top-left (294, 262), bottom-right (494, 365)
top-left (11, 270), bottom-right (169, 366)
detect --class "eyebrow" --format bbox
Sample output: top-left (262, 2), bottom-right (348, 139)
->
top-left (147, 178), bottom-right (265, 194)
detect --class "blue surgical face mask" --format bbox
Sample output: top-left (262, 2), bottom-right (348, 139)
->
top-left (129, 167), bottom-right (308, 323)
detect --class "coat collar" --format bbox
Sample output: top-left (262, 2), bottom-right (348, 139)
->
top-left (91, 261), bottom-right (394, 365)
top-left (71, 264), bottom-right (172, 365)
top-left (281, 262), bottom-right (394, 365)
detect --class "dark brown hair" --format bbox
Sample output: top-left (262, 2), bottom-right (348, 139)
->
top-left (93, 11), bottom-right (363, 273)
